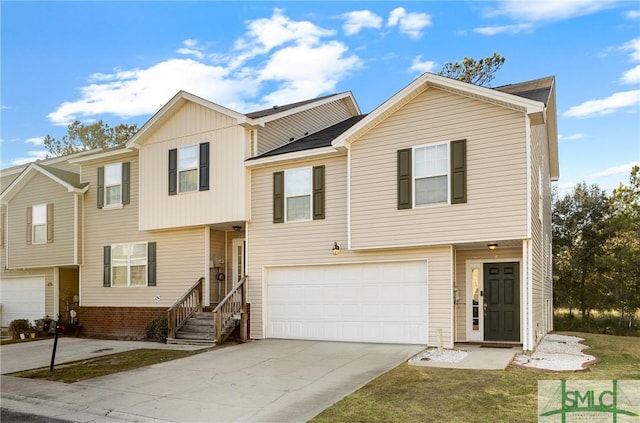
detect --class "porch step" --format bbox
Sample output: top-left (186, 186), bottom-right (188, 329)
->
top-left (173, 311), bottom-right (216, 343)
top-left (166, 337), bottom-right (216, 346)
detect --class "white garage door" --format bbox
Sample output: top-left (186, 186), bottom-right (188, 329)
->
top-left (0, 277), bottom-right (46, 327)
top-left (267, 261), bottom-right (428, 344)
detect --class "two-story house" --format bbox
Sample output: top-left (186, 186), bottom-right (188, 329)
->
top-left (1, 72), bottom-right (557, 352)
top-left (0, 151), bottom-right (95, 326)
top-left (245, 73), bottom-right (557, 351)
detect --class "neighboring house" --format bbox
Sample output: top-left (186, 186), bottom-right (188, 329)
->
top-left (0, 72), bottom-right (557, 352)
top-left (246, 73), bottom-right (557, 351)
top-left (0, 151), bottom-right (95, 326)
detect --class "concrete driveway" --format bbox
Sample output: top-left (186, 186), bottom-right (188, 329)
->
top-left (1, 339), bottom-right (424, 422)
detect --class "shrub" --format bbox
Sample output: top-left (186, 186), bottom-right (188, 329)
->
top-left (145, 316), bottom-right (168, 343)
top-left (9, 319), bottom-right (31, 340)
top-left (554, 310), bottom-right (639, 336)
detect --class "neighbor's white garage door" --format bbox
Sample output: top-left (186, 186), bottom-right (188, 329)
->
top-left (0, 277), bottom-right (45, 327)
top-left (267, 261), bottom-right (428, 344)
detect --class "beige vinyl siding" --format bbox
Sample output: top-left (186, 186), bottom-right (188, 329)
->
top-left (453, 247), bottom-right (521, 341)
top-left (1, 170), bottom-right (22, 193)
top-left (248, 155), bottom-right (454, 347)
top-left (137, 102), bottom-right (247, 230)
top-left (257, 99), bottom-right (354, 155)
top-left (81, 153), bottom-right (208, 307)
top-left (350, 87), bottom-right (529, 249)
top-left (530, 124), bottom-right (553, 344)
top-left (7, 173), bottom-right (77, 268)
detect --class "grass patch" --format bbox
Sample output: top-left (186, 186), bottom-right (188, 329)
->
top-left (310, 332), bottom-right (640, 423)
top-left (11, 348), bottom-right (207, 383)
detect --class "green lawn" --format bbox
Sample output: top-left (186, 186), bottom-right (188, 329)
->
top-left (310, 333), bottom-right (640, 423)
top-left (11, 348), bottom-right (207, 383)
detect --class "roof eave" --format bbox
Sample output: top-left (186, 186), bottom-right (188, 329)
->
top-left (251, 92), bottom-right (361, 126)
top-left (69, 148), bottom-right (135, 164)
top-left (246, 146), bottom-right (344, 168)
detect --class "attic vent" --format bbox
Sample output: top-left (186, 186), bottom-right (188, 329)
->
top-left (304, 131), bottom-right (309, 135)
top-left (289, 137), bottom-right (295, 141)
top-left (272, 105), bottom-right (278, 110)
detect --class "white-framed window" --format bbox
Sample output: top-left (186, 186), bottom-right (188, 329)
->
top-left (105, 163), bottom-right (122, 206)
top-left (414, 143), bottom-right (449, 206)
top-left (178, 145), bottom-right (198, 193)
top-left (111, 242), bottom-right (148, 287)
top-left (32, 204), bottom-right (47, 244)
top-left (285, 167), bottom-right (312, 222)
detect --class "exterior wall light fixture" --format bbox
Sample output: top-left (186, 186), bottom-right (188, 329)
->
top-left (487, 242), bottom-right (498, 250)
top-left (332, 242), bottom-right (341, 255)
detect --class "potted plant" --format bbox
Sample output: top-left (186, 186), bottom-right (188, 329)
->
top-left (9, 319), bottom-right (31, 340)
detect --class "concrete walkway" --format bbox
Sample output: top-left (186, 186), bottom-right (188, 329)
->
top-left (1, 338), bottom-right (423, 422)
top-left (409, 344), bottom-right (521, 370)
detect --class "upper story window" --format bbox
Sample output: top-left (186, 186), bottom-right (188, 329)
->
top-left (178, 145), bottom-right (198, 193)
top-left (397, 139), bottom-right (467, 210)
top-left (273, 166), bottom-right (325, 223)
top-left (32, 204), bottom-right (47, 244)
top-left (26, 203), bottom-right (53, 245)
top-left (103, 242), bottom-right (156, 287)
top-left (414, 143), bottom-right (448, 206)
top-left (285, 168), bottom-right (312, 221)
top-left (97, 162), bottom-right (130, 209)
top-left (168, 142), bottom-right (209, 195)
top-left (105, 163), bottom-right (122, 206)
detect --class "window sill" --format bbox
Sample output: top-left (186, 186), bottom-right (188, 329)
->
top-left (102, 203), bottom-right (124, 210)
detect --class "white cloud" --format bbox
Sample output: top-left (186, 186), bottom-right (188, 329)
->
top-left (589, 162), bottom-right (640, 178)
top-left (563, 90), bottom-right (640, 118)
top-left (1, 105), bottom-right (10, 110)
top-left (558, 133), bottom-right (585, 141)
top-left (621, 38), bottom-right (640, 62)
top-left (25, 137), bottom-right (44, 146)
top-left (622, 64), bottom-right (640, 84)
top-left (484, 0), bottom-right (618, 22)
top-left (47, 9), bottom-right (361, 125)
top-left (387, 8), bottom-right (431, 39)
top-left (473, 23), bottom-right (533, 36)
top-left (340, 10), bottom-right (383, 35)
top-left (11, 150), bottom-right (48, 166)
top-left (258, 41), bottom-right (362, 107)
top-left (555, 181), bottom-right (577, 196)
top-left (625, 10), bottom-right (640, 19)
top-left (47, 58), bottom-right (256, 125)
top-left (409, 55), bottom-right (437, 74)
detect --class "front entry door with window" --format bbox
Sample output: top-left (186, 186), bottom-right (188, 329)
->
top-left (483, 262), bottom-right (520, 342)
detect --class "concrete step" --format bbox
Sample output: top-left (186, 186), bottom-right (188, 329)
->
top-left (176, 331), bottom-right (216, 340)
top-left (166, 337), bottom-right (216, 346)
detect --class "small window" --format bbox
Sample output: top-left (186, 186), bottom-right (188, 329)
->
top-left (285, 168), bottom-right (312, 221)
top-left (105, 163), bottom-right (122, 206)
top-left (32, 204), bottom-right (47, 244)
top-left (414, 143), bottom-right (448, 206)
top-left (111, 243), bottom-right (148, 287)
top-left (178, 146), bottom-right (198, 193)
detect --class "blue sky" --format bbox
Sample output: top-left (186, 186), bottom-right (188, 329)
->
top-left (1, 1), bottom-right (639, 194)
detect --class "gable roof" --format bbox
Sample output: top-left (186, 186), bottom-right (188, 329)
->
top-left (127, 90), bottom-right (360, 149)
top-left (249, 115), bottom-right (367, 160)
top-left (495, 76), bottom-right (555, 104)
top-left (0, 162), bottom-right (89, 202)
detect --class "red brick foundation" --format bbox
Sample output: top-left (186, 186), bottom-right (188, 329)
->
top-left (77, 306), bottom-right (166, 340)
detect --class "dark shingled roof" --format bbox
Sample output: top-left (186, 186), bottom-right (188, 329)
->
top-left (245, 94), bottom-right (342, 119)
top-left (36, 163), bottom-right (88, 189)
top-left (495, 76), bottom-right (554, 105)
top-left (250, 115), bottom-right (367, 159)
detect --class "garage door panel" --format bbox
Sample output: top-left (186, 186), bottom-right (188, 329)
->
top-left (267, 261), bottom-right (428, 344)
top-left (1, 277), bottom-right (46, 327)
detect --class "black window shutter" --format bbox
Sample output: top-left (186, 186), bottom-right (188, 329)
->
top-left (26, 206), bottom-right (32, 245)
top-left (168, 149), bottom-right (177, 195)
top-left (451, 139), bottom-right (467, 204)
top-left (122, 162), bottom-right (130, 205)
top-left (397, 149), bottom-right (412, 209)
top-left (97, 166), bottom-right (105, 208)
top-left (46, 203), bottom-right (54, 243)
top-left (199, 142), bottom-right (210, 191)
top-left (147, 242), bottom-right (157, 286)
top-left (103, 246), bottom-right (111, 287)
top-left (312, 166), bottom-right (325, 220)
top-left (273, 171), bottom-right (284, 223)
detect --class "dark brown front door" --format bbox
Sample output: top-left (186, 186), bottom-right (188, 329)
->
top-left (484, 262), bottom-right (520, 342)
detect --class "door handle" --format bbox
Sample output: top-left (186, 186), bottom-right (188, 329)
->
top-left (483, 302), bottom-right (488, 316)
